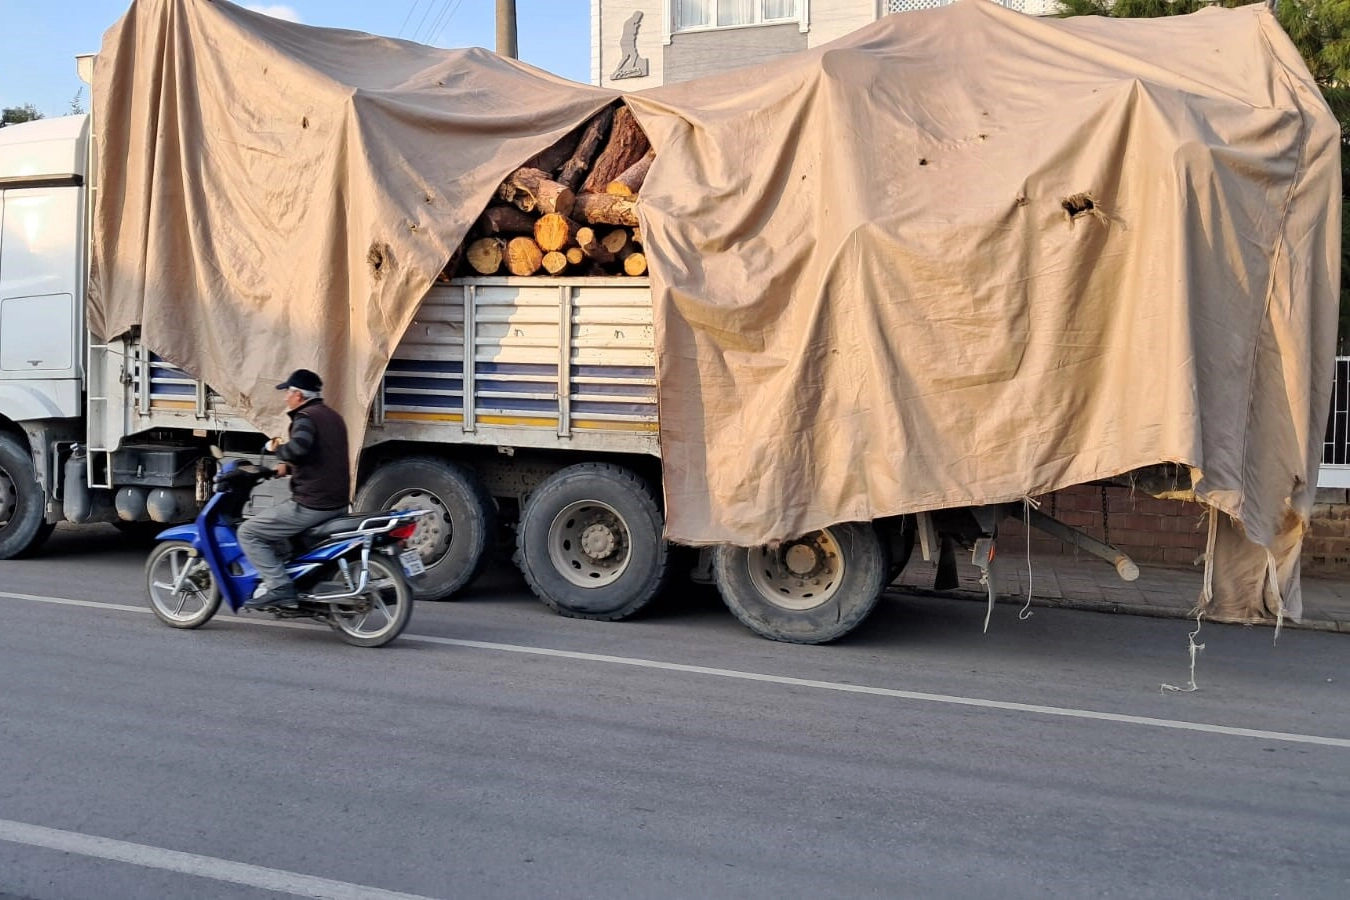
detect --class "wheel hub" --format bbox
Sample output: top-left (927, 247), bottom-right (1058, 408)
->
top-left (747, 529), bottom-right (845, 611)
top-left (389, 492), bottom-right (449, 561)
top-left (580, 522), bottom-right (618, 560)
top-left (548, 500), bottom-right (632, 588)
top-left (783, 541), bottom-right (823, 577)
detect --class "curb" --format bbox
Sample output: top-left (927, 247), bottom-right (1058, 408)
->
top-left (885, 584), bottom-right (1348, 633)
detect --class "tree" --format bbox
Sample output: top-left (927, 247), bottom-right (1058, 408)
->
top-left (0, 104), bottom-right (44, 128)
top-left (69, 89), bottom-right (86, 116)
top-left (1059, 0), bottom-right (1350, 348)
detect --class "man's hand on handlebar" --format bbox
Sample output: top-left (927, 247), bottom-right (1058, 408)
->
top-left (273, 462), bottom-right (291, 477)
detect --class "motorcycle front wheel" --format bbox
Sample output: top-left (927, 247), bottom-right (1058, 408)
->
top-left (327, 556), bottom-right (413, 647)
top-left (146, 540), bottom-right (221, 629)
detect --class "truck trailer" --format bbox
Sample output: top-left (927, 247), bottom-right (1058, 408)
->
top-left (0, 1), bottom-right (1337, 641)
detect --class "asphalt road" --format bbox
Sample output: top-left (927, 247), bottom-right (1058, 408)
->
top-left (1, 525), bottom-right (1347, 899)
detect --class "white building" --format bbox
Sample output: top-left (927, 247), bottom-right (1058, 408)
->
top-left (592, 0), bottom-right (1060, 88)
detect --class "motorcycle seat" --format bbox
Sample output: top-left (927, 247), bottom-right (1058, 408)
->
top-left (295, 511), bottom-right (389, 549)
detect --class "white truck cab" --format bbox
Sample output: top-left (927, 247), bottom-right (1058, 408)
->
top-left (0, 114), bottom-right (88, 422)
top-left (0, 114), bottom-right (92, 557)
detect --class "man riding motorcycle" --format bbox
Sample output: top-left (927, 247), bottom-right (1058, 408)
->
top-left (238, 368), bottom-right (351, 608)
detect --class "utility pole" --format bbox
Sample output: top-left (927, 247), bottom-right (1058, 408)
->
top-left (496, 0), bottom-right (518, 59)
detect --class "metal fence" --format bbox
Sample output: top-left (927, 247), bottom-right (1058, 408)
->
top-left (1326, 356), bottom-right (1350, 465)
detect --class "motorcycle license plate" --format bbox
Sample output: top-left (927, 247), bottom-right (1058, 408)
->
top-left (399, 549), bottom-right (427, 578)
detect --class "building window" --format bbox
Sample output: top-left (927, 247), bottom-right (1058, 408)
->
top-left (673, 0), bottom-right (801, 32)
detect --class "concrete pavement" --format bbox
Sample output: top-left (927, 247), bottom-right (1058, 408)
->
top-left (893, 551), bottom-right (1350, 634)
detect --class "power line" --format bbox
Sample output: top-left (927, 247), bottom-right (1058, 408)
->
top-left (410, 0), bottom-right (442, 42)
top-left (426, 0), bottom-right (467, 46)
top-left (396, 0), bottom-right (425, 38)
top-left (414, 0), bottom-right (451, 43)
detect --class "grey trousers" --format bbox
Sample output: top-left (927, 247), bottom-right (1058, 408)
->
top-left (237, 499), bottom-right (343, 590)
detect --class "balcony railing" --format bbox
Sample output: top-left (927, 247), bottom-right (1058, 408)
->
top-left (884, 0), bottom-right (1061, 15)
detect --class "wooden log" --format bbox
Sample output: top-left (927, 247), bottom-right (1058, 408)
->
top-left (581, 106), bottom-right (650, 194)
top-left (533, 213), bottom-right (581, 252)
top-left (495, 167), bottom-right (575, 217)
top-left (477, 204), bottom-right (538, 236)
top-left (601, 228), bottom-right (633, 257)
top-left (504, 236), bottom-right (544, 276)
top-left (606, 148), bottom-right (655, 198)
top-left (565, 247), bottom-right (585, 266)
top-left (622, 252), bottom-right (648, 277)
top-left (523, 125), bottom-right (583, 178)
top-left (437, 245), bottom-right (464, 283)
top-left (541, 250), bottom-right (570, 275)
top-left (558, 106), bottom-right (615, 192)
top-left (573, 193), bottom-right (639, 227)
top-left (575, 226), bottom-right (615, 264)
top-left (466, 237), bottom-right (505, 275)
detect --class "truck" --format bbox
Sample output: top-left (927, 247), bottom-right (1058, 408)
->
top-left (0, 105), bottom-right (1126, 642)
top-left (0, 2), bottom-right (1335, 642)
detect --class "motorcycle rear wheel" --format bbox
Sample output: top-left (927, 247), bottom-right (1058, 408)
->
top-left (327, 556), bottom-right (413, 647)
top-left (146, 540), bottom-right (221, 629)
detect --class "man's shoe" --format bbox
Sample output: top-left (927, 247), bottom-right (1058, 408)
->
top-left (244, 584), bottom-right (299, 608)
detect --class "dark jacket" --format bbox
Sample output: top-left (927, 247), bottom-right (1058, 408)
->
top-left (276, 399), bottom-right (350, 511)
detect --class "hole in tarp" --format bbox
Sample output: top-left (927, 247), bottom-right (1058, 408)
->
top-left (1062, 193), bottom-right (1096, 219)
top-left (367, 242), bottom-right (389, 278)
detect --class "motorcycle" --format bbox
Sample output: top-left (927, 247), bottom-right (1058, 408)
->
top-left (144, 456), bottom-right (428, 647)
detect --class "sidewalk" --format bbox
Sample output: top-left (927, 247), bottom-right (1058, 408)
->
top-left (892, 552), bottom-right (1350, 633)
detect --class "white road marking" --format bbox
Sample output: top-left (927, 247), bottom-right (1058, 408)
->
top-left (0, 590), bottom-right (147, 614)
top-left (5, 590), bottom-right (1349, 749)
top-left (0, 818), bottom-right (438, 900)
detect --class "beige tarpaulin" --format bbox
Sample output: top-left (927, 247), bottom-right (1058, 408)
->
top-left (90, 0), bottom-right (616, 437)
top-left (627, 1), bottom-right (1340, 622)
top-left (91, 1), bottom-right (1339, 623)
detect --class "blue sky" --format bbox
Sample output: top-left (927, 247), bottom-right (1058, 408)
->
top-left (1, 1), bottom-right (593, 117)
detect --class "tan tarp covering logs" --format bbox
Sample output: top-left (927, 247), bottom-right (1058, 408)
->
top-left (630, 2), bottom-right (1340, 622)
top-left (90, 0), bottom-right (617, 436)
top-left (92, 1), bottom-right (1339, 623)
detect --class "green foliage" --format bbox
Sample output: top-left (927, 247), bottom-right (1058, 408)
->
top-left (0, 104), bottom-right (44, 128)
top-left (1273, 2), bottom-right (1350, 348)
top-left (1276, 0), bottom-right (1350, 87)
top-left (1056, 0), bottom-right (1203, 17)
top-left (69, 89), bottom-right (85, 117)
top-left (1060, 0), bottom-right (1350, 348)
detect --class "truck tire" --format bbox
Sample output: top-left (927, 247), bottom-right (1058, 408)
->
top-left (517, 462), bottom-right (669, 621)
top-left (354, 457), bottom-right (494, 602)
top-left (713, 522), bottom-right (888, 644)
top-left (0, 433), bottom-right (55, 560)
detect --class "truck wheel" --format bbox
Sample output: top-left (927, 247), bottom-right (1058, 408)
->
top-left (354, 457), bottom-right (494, 602)
top-left (713, 522), bottom-right (888, 644)
top-left (517, 463), bottom-right (669, 620)
top-left (0, 433), bottom-right (54, 560)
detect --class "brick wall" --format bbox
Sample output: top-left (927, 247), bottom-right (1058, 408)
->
top-left (998, 485), bottom-right (1350, 575)
top-left (1307, 489), bottom-right (1350, 575)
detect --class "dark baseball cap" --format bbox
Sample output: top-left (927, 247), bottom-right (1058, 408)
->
top-left (275, 368), bottom-right (323, 392)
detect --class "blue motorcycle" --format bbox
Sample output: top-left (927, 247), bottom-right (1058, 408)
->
top-left (144, 457), bottom-right (427, 647)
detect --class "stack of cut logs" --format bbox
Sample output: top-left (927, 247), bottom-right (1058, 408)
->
top-left (445, 102), bottom-right (654, 280)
